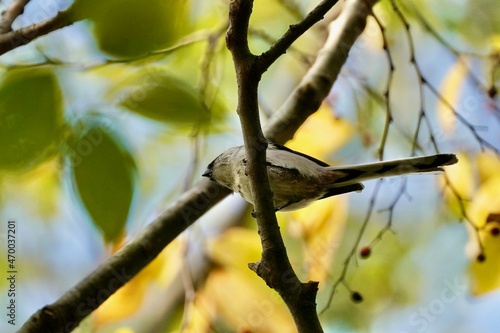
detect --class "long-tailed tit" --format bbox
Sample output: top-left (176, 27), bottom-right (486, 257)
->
top-left (203, 143), bottom-right (458, 211)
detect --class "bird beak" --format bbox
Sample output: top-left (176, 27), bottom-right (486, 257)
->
top-left (202, 169), bottom-right (212, 179)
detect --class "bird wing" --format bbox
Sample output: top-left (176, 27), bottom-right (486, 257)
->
top-left (319, 183), bottom-right (365, 199)
top-left (268, 143), bottom-right (331, 167)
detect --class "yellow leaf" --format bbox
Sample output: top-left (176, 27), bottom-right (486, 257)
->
top-left (287, 104), bottom-right (354, 160)
top-left (93, 238), bottom-right (185, 327)
top-left (207, 227), bottom-right (261, 272)
top-left (442, 153), bottom-right (474, 217)
top-left (467, 176), bottom-right (500, 230)
top-left (491, 34), bottom-right (500, 50)
top-left (180, 291), bottom-right (216, 333)
top-left (477, 151), bottom-right (500, 184)
top-left (113, 328), bottom-right (135, 333)
top-left (437, 59), bottom-right (468, 133)
top-left (287, 196), bottom-right (348, 282)
top-left (205, 269), bottom-right (295, 333)
top-left (467, 176), bottom-right (500, 295)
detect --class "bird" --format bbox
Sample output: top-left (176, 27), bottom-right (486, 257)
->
top-left (202, 142), bottom-right (458, 212)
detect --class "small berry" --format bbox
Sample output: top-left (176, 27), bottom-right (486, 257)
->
top-left (488, 86), bottom-right (497, 98)
top-left (477, 253), bottom-right (486, 262)
top-left (351, 291), bottom-right (363, 303)
top-left (359, 246), bottom-right (371, 259)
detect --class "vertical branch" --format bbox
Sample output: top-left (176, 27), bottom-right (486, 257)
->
top-left (226, 1), bottom-right (324, 332)
top-left (225, 0), bottom-right (381, 329)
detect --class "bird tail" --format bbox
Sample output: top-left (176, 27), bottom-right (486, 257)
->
top-left (328, 154), bottom-right (458, 186)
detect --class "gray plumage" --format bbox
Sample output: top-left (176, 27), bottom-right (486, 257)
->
top-left (203, 143), bottom-right (458, 212)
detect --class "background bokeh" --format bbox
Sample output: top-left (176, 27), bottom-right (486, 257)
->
top-left (0, 0), bottom-right (500, 332)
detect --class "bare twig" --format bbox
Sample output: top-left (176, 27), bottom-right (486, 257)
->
top-left (324, 0), bottom-right (492, 310)
top-left (390, 0), bottom-right (498, 155)
top-left (264, 0), bottom-right (379, 143)
top-left (407, 2), bottom-right (489, 58)
top-left (0, 7), bottom-right (74, 56)
top-left (372, 13), bottom-right (395, 160)
top-left (0, 0), bottom-right (31, 33)
top-left (322, 180), bottom-right (384, 312)
top-left (390, 0), bottom-right (485, 256)
top-left (249, 26), bottom-right (314, 65)
top-left (370, 180), bottom-right (407, 245)
top-left (258, 0), bottom-right (340, 72)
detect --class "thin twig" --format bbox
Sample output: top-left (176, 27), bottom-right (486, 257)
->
top-left (391, 0), bottom-right (485, 256)
top-left (249, 27), bottom-right (314, 65)
top-left (324, 0), bottom-right (493, 311)
top-left (408, 2), bottom-right (488, 58)
top-left (0, 0), bottom-right (31, 33)
top-left (321, 180), bottom-right (383, 312)
top-left (372, 12), bottom-right (395, 160)
top-left (370, 180), bottom-right (407, 246)
top-left (391, 0), bottom-right (498, 155)
top-left (0, 8), bottom-right (74, 56)
top-left (227, 0), bottom-right (325, 330)
top-left (257, 0), bottom-right (340, 72)
top-left (264, 0), bottom-right (379, 143)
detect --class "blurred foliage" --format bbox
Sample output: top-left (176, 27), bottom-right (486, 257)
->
top-left (406, 0), bottom-right (500, 50)
top-left (92, 237), bottom-right (184, 327)
top-left (438, 59), bottom-right (468, 133)
top-left (466, 155), bottom-right (500, 295)
top-left (287, 104), bottom-right (355, 159)
top-left (206, 228), bottom-right (295, 332)
top-left (68, 0), bottom-right (190, 58)
top-left (116, 68), bottom-right (227, 131)
top-left (1, 159), bottom-right (61, 219)
top-left (0, 68), bottom-right (63, 171)
top-left (0, 0), bottom-right (499, 333)
top-left (69, 121), bottom-right (136, 243)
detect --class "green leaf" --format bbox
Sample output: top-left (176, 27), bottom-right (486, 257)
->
top-left (118, 70), bottom-right (225, 129)
top-left (0, 68), bottom-right (63, 171)
top-left (69, 0), bottom-right (188, 58)
top-left (69, 123), bottom-right (135, 243)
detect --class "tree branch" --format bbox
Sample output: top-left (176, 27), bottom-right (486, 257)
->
top-left (0, 0), bottom-right (31, 33)
top-left (227, 0), bottom-right (379, 331)
top-left (264, 0), bottom-right (379, 143)
top-left (257, 0), bottom-right (339, 72)
top-left (0, 7), bottom-right (74, 56)
top-left (18, 181), bottom-right (231, 333)
top-left (19, 0), bottom-right (378, 331)
top-left (227, 1), bottom-right (323, 332)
